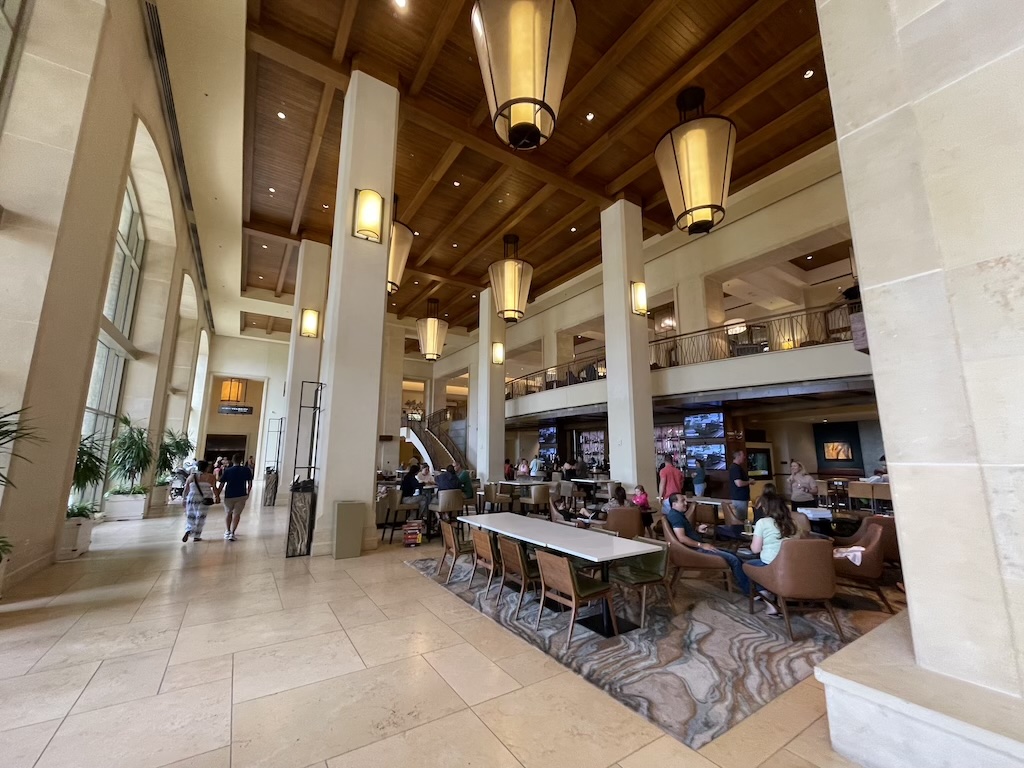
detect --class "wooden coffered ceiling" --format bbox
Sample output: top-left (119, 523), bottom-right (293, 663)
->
top-left (242, 0), bottom-right (834, 330)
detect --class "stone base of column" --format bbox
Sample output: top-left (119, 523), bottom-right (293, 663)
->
top-left (817, 613), bottom-right (1024, 768)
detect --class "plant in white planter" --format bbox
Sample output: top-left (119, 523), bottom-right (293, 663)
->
top-left (153, 429), bottom-right (195, 508)
top-left (104, 415), bottom-right (153, 521)
top-left (58, 503), bottom-right (96, 561)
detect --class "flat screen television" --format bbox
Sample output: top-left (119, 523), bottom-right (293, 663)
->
top-left (685, 412), bottom-right (725, 439)
top-left (824, 441), bottom-right (854, 461)
top-left (686, 443), bottom-right (727, 470)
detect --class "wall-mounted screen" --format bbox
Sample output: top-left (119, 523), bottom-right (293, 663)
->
top-left (686, 443), bottom-right (726, 470)
top-left (685, 412), bottom-right (725, 439)
top-left (824, 441), bottom-right (854, 461)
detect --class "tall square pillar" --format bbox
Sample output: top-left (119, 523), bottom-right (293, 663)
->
top-left (315, 71), bottom-right (399, 557)
top-left (475, 289), bottom-right (505, 482)
top-left (377, 321), bottom-right (405, 473)
top-left (601, 200), bottom-right (656, 491)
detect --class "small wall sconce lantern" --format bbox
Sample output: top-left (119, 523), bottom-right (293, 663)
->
top-left (300, 308), bottom-right (320, 338)
top-left (630, 281), bottom-right (649, 316)
top-left (491, 341), bottom-right (505, 365)
top-left (353, 188), bottom-right (384, 243)
top-left (220, 378), bottom-right (246, 403)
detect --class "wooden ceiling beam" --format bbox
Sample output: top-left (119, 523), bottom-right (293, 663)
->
top-left (449, 184), bottom-right (559, 275)
top-left (401, 99), bottom-right (611, 206)
top-left (246, 23), bottom-right (351, 92)
top-left (414, 167), bottom-right (515, 268)
top-left (533, 254), bottom-right (602, 295)
top-left (397, 281), bottom-right (444, 320)
top-left (332, 0), bottom-right (360, 61)
top-left (274, 244), bottom-right (294, 298)
top-left (243, 220), bottom-right (300, 245)
top-left (409, 0), bottom-right (469, 96)
top-left (442, 287), bottom-right (478, 329)
top-left (291, 86), bottom-right (335, 234)
top-left (242, 51), bottom-right (258, 222)
top-left (735, 88), bottom-right (831, 159)
top-left (731, 128), bottom-right (836, 190)
top-left (265, 314), bottom-right (275, 334)
top-left (404, 141), bottom-right (463, 220)
top-left (559, 0), bottom-right (677, 118)
top-left (518, 201), bottom-right (592, 261)
top-left (566, 0), bottom-right (789, 178)
top-left (246, 0), bottom-right (260, 23)
top-left (406, 266), bottom-right (483, 291)
top-left (469, 99), bottom-right (489, 128)
top-left (531, 229), bottom-right (602, 282)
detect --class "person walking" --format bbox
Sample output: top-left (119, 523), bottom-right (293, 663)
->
top-left (692, 458), bottom-right (707, 498)
top-left (529, 454), bottom-right (542, 478)
top-left (182, 460), bottom-right (218, 542)
top-left (658, 454), bottom-right (684, 513)
top-left (217, 453), bottom-right (253, 541)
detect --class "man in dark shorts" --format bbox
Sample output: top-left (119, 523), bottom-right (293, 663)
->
top-left (217, 453), bottom-right (253, 541)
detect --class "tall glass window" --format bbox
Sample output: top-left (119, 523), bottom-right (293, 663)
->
top-left (75, 179), bottom-right (147, 506)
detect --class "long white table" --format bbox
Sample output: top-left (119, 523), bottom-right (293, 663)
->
top-left (457, 512), bottom-right (661, 636)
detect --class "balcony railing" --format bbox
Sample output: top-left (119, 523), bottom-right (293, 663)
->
top-left (503, 302), bottom-right (854, 401)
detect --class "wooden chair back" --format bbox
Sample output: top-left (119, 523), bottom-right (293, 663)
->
top-left (471, 528), bottom-right (496, 567)
top-left (528, 484), bottom-right (550, 506)
top-left (605, 507), bottom-right (643, 539)
top-left (440, 520), bottom-right (458, 554)
top-left (756, 538), bottom-right (837, 600)
top-left (436, 489), bottom-right (465, 516)
top-left (535, 549), bottom-right (577, 598)
top-left (558, 481), bottom-right (575, 499)
top-left (497, 535), bottom-right (527, 580)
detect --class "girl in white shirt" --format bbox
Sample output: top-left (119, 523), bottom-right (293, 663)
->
top-left (748, 487), bottom-right (800, 616)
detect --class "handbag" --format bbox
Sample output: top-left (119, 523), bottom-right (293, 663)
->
top-left (195, 475), bottom-right (215, 506)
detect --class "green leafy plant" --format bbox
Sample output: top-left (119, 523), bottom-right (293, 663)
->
top-left (0, 536), bottom-right (12, 559)
top-left (0, 408), bottom-right (42, 489)
top-left (67, 502), bottom-right (98, 520)
top-left (73, 435), bottom-right (106, 496)
top-left (107, 484), bottom-right (148, 496)
top-left (156, 429), bottom-right (194, 477)
top-left (108, 415), bottom-right (153, 494)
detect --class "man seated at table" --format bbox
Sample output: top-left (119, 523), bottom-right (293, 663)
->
top-left (454, 461), bottom-right (474, 501)
top-left (665, 493), bottom-right (751, 595)
top-left (436, 464), bottom-right (461, 492)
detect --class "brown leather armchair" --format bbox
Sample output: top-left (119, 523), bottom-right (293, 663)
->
top-left (835, 515), bottom-right (900, 566)
top-left (659, 517), bottom-right (734, 593)
top-left (605, 507), bottom-right (644, 539)
top-left (742, 539), bottom-right (846, 642)
top-left (833, 523), bottom-right (894, 613)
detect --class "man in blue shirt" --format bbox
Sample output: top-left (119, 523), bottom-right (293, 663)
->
top-left (217, 453), bottom-right (253, 541)
top-left (664, 493), bottom-right (750, 595)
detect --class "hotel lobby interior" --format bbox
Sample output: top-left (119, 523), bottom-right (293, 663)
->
top-left (1, 0), bottom-right (1022, 766)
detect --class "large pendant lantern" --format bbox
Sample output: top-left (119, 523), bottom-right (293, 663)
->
top-left (416, 298), bottom-right (448, 361)
top-left (386, 197), bottom-right (413, 295)
top-left (471, 0), bottom-right (576, 151)
top-left (488, 234), bottom-right (533, 323)
top-left (655, 87), bottom-right (737, 235)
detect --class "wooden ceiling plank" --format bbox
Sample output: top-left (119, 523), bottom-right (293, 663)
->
top-left (274, 244), bottom-right (294, 298)
top-left (409, 0), bottom-right (470, 96)
top-left (735, 88), bottom-right (830, 159)
top-left (240, 237), bottom-right (250, 293)
top-left (246, 23), bottom-right (351, 92)
top-left (397, 281), bottom-right (444, 319)
top-left (414, 167), bottom-right (515, 268)
top-left (518, 201), bottom-right (591, 260)
top-left (244, 220), bottom-right (299, 245)
top-left (714, 37), bottom-right (821, 116)
top-left (265, 314), bottom-right (274, 334)
top-left (407, 266), bottom-right (483, 290)
top-left (566, 0), bottom-right (789, 178)
top-left (469, 99), bottom-right (489, 128)
top-left (291, 86), bottom-right (336, 234)
top-left (534, 254), bottom-right (602, 295)
top-left (732, 128), bottom-right (837, 190)
top-left (449, 184), bottom-right (559, 275)
top-left (560, 0), bottom-right (677, 118)
top-left (402, 99), bottom-right (610, 206)
top-left (242, 51), bottom-right (258, 222)
top-left (247, 0), bottom-right (260, 23)
top-left (532, 229), bottom-right (602, 281)
top-left (332, 0), bottom-right (360, 61)
top-left (404, 141), bottom-right (464, 220)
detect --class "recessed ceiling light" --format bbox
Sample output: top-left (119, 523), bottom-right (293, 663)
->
top-left (570, 226), bottom-right (577, 233)
top-left (823, 419), bottom-right (829, 423)
top-left (413, 281), bottom-right (419, 285)
top-left (471, 294), bottom-right (477, 298)
top-left (391, 302), bottom-right (397, 306)
top-left (453, 180), bottom-right (461, 187)
top-left (498, 199), bottom-right (503, 203)
top-left (578, 335), bottom-right (583, 339)
top-left (804, 69), bottom-right (814, 79)
top-left (806, 255), bottom-right (813, 260)
top-left (322, 204), bottom-right (330, 210)
top-left (395, 0), bottom-right (406, 7)
top-left (269, 187), bottom-right (276, 193)
top-left (414, 231), bottom-right (420, 236)
top-left (258, 275), bottom-right (263, 280)
top-left (277, 111), bottom-right (286, 119)
top-left (261, 244), bottom-right (268, 249)
top-left (452, 243), bottom-right (458, 248)
top-left (444, 313), bottom-right (449, 317)
top-left (585, 112), bottom-right (595, 121)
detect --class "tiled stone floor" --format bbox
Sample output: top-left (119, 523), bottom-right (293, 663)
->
top-left (0, 494), bottom-right (861, 767)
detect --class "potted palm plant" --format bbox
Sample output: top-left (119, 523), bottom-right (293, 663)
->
top-left (152, 429), bottom-right (194, 511)
top-left (104, 415), bottom-right (153, 521)
top-left (58, 436), bottom-right (106, 560)
top-left (1, 408), bottom-right (41, 597)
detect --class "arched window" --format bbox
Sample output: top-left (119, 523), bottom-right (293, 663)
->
top-left (75, 179), bottom-right (147, 507)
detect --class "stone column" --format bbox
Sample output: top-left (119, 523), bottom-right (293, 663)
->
top-left (601, 200), bottom-right (656, 491)
top-left (816, 1), bottom-right (1024, 764)
top-left (314, 70), bottom-right (399, 557)
top-left (464, 359), bottom-right (479, 470)
top-left (541, 328), bottom-right (575, 369)
top-left (675, 273), bottom-right (725, 333)
top-left (281, 240), bottom-right (329, 484)
top-left (475, 289), bottom-right (505, 482)
top-left (377, 321), bottom-right (405, 474)
top-left (428, 374), bottom-right (448, 415)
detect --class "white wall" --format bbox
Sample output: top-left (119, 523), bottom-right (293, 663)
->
top-left (205, 336), bottom-right (288, 473)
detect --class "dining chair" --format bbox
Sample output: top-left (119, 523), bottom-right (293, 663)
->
top-left (832, 524), bottom-right (894, 613)
top-left (659, 518), bottom-right (734, 593)
top-left (742, 538), bottom-right (846, 642)
top-left (496, 535), bottom-right (541, 620)
top-left (534, 549), bottom-right (619, 650)
top-left (482, 483), bottom-right (512, 513)
top-left (381, 488), bottom-right (420, 544)
top-left (610, 537), bottom-right (676, 628)
top-left (469, 528), bottom-right (501, 597)
top-left (436, 520), bottom-right (474, 584)
top-left (604, 507), bottom-right (644, 539)
top-left (430, 489), bottom-right (467, 534)
top-left (521, 483), bottom-right (550, 517)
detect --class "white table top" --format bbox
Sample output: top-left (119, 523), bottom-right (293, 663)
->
top-left (498, 479), bottom-right (549, 486)
top-left (797, 507), bottom-right (834, 521)
top-left (569, 478), bottom-right (617, 485)
top-left (457, 513), bottom-right (660, 563)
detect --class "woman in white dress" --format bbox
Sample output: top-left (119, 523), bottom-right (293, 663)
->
top-left (183, 460), bottom-right (219, 542)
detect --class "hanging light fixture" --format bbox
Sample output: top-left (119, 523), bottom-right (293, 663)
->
top-left (416, 298), bottom-right (449, 361)
top-left (655, 87), bottom-right (736, 235)
top-left (488, 234), bottom-right (533, 323)
top-left (220, 378), bottom-right (246, 403)
top-left (471, 0), bottom-right (576, 150)
top-left (387, 196), bottom-right (413, 294)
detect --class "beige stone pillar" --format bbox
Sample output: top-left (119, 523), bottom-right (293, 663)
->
top-left (475, 289), bottom-right (505, 482)
top-left (377, 322), bottom-right (405, 473)
top-left (815, 1), bottom-right (1024, 765)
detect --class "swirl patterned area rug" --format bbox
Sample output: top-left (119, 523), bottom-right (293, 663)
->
top-left (406, 556), bottom-right (903, 749)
